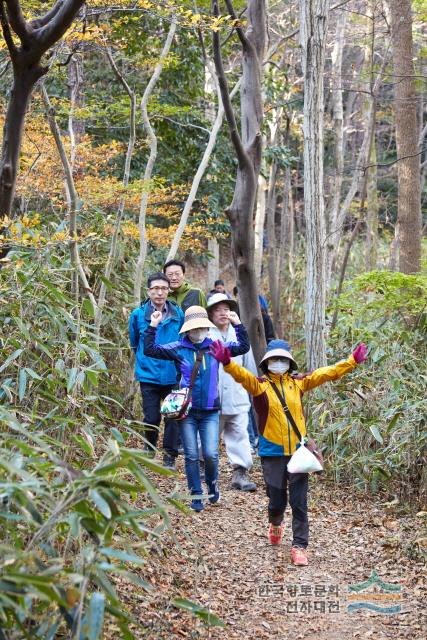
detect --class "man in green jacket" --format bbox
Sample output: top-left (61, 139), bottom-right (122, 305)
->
top-left (163, 259), bottom-right (207, 312)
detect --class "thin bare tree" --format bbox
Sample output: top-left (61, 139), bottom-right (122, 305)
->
top-left (134, 15), bottom-right (177, 304)
top-left (212, 0), bottom-right (266, 364)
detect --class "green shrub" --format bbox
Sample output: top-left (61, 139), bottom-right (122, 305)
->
top-left (306, 271), bottom-right (427, 502)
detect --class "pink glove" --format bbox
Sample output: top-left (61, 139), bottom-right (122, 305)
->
top-left (352, 343), bottom-right (368, 364)
top-left (209, 340), bottom-right (231, 365)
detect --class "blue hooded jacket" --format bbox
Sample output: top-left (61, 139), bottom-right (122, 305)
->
top-left (129, 300), bottom-right (184, 385)
top-left (143, 324), bottom-right (250, 410)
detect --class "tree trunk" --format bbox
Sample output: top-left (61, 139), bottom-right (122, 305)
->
top-left (326, 8), bottom-right (346, 283)
top-left (94, 47), bottom-right (137, 340)
top-left (365, 134), bottom-right (378, 270)
top-left (212, 0), bottom-right (266, 365)
top-left (207, 238), bottom-right (220, 289)
top-left (299, 0), bottom-right (330, 369)
top-left (364, 2), bottom-right (378, 271)
top-left (0, 0), bottom-right (85, 224)
top-left (266, 161), bottom-right (279, 325)
top-left (275, 165), bottom-right (295, 337)
top-left (390, 0), bottom-right (422, 273)
top-left (134, 16), bottom-right (177, 304)
top-left (165, 61), bottom-right (238, 263)
top-left (254, 173), bottom-right (267, 283)
top-left (67, 53), bottom-right (85, 170)
top-left (0, 69), bottom-right (40, 217)
top-left (41, 84), bottom-right (97, 311)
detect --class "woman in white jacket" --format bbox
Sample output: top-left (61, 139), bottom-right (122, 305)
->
top-left (207, 293), bottom-right (257, 491)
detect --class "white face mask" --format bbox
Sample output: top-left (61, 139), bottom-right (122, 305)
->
top-left (267, 359), bottom-right (290, 375)
top-left (188, 328), bottom-right (209, 344)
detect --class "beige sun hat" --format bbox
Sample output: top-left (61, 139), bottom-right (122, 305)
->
top-left (206, 292), bottom-right (238, 314)
top-left (179, 305), bottom-right (216, 333)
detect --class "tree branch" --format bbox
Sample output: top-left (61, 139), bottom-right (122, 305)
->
top-left (224, 0), bottom-right (250, 50)
top-left (0, 59), bottom-right (11, 77)
top-left (362, 147), bottom-right (426, 173)
top-left (0, 1), bottom-right (18, 59)
top-left (30, 0), bottom-right (63, 29)
top-left (4, 0), bottom-right (32, 46)
top-left (41, 82), bottom-right (98, 311)
top-left (36, 0), bottom-right (85, 53)
top-left (105, 45), bottom-right (134, 101)
top-left (211, 0), bottom-right (250, 170)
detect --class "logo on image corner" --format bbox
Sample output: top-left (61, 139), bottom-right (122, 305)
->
top-left (347, 570), bottom-right (402, 614)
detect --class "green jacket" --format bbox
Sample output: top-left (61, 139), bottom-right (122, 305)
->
top-left (168, 281), bottom-right (207, 311)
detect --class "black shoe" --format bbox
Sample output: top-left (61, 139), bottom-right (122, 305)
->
top-left (162, 454), bottom-right (176, 470)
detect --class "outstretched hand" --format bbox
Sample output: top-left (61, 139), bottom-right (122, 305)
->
top-left (209, 340), bottom-right (231, 365)
top-left (352, 343), bottom-right (368, 364)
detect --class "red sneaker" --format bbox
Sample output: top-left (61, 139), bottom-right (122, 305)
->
top-left (268, 524), bottom-right (283, 545)
top-left (290, 546), bottom-right (308, 566)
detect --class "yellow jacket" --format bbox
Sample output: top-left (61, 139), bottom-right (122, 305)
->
top-left (223, 355), bottom-right (358, 456)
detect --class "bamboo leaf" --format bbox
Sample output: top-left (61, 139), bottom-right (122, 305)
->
top-left (99, 547), bottom-right (145, 565)
top-left (0, 349), bottom-right (23, 374)
top-left (172, 598), bottom-right (225, 627)
top-left (369, 425), bottom-right (383, 444)
top-left (18, 368), bottom-right (27, 401)
top-left (90, 489), bottom-right (112, 519)
top-left (87, 592), bottom-right (105, 640)
top-left (67, 368), bottom-right (78, 393)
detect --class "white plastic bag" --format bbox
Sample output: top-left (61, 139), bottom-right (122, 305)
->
top-left (287, 438), bottom-right (323, 474)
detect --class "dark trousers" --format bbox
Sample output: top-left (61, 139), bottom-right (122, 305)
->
top-left (139, 382), bottom-right (178, 457)
top-left (261, 456), bottom-right (309, 548)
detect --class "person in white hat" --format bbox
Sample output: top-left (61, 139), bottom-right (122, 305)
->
top-left (209, 338), bottom-right (368, 566)
top-left (207, 293), bottom-right (257, 492)
top-left (144, 305), bottom-right (250, 512)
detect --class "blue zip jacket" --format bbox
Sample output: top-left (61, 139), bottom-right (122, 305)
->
top-left (129, 300), bottom-right (184, 385)
top-left (143, 324), bottom-right (250, 410)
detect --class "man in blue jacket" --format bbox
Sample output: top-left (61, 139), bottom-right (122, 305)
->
top-left (129, 272), bottom-right (184, 469)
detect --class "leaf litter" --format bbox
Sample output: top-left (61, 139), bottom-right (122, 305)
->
top-left (104, 448), bottom-right (426, 639)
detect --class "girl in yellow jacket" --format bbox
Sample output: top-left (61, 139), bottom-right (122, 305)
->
top-left (209, 338), bottom-right (368, 566)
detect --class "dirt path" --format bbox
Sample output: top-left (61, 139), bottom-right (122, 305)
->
top-left (109, 453), bottom-right (426, 639)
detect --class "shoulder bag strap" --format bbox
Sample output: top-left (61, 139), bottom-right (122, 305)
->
top-left (187, 349), bottom-right (205, 392)
top-left (177, 350), bottom-right (206, 419)
top-left (269, 380), bottom-right (303, 443)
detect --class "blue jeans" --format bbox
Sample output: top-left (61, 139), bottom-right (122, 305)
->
top-left (180, 408), bottom-right (220, 496)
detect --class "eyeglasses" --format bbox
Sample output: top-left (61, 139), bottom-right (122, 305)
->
top-left (148, 286), bottom-right (169, 292)
top-left (165, 271), bottom-right (183, 278)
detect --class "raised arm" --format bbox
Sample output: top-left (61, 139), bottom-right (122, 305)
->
top-left (297, 344), bottom-right (368, 392)
top-left (209, 340), bottom-right (264, 396)
top-left (224, 313), bottom-right (250, 356)
top-left (143, 325), bottom-right (181, 363)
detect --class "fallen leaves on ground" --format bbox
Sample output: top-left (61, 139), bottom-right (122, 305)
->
top-left (104, 448), bottom-right (426, 639)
